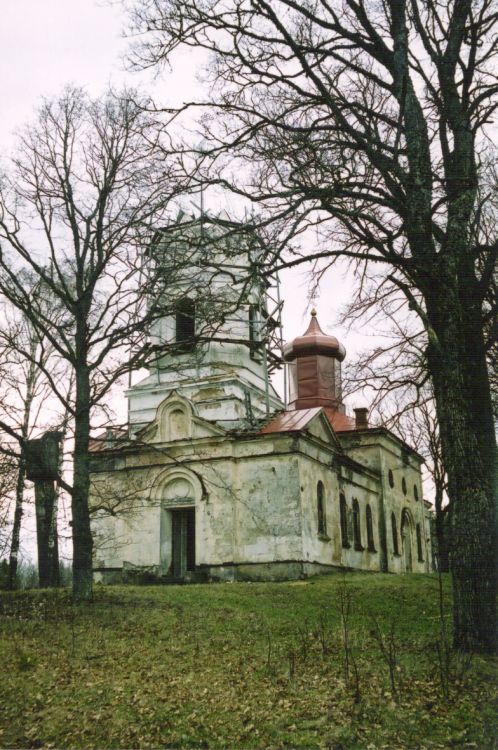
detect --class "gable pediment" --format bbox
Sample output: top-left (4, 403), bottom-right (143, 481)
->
top-left (304, 411), bottom-right (343, 451)
top-left (139, 391), bottom-right (225, 444)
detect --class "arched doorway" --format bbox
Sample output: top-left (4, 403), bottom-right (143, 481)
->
top-left (154, 469), bottom-right (203, 580)
top-left (401, 509), bottom-right (413, 572)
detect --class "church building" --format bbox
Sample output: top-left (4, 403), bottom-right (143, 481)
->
top-left (89, 222), bottom-right (431, 582)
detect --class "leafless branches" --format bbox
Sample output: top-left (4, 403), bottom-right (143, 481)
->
top-left (122, 0), bottom-right (498, 650)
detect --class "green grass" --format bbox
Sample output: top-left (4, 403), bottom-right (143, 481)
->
top-left (0, 573), bottom-right (496, 749)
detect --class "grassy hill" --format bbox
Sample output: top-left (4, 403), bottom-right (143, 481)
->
top-left (0, 573), bottom-right (496, 749)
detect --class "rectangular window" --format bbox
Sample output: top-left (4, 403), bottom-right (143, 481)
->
top-left (340, 494), bottom-right (350, 548)
top-left (416, 524), bottom-right (424, 562)
top-left (353, 498), bottom-right (363, 551)
top-left (366, 504), bottom-right (376, 552)
top-left (317, 481), bottom-right (327, 537)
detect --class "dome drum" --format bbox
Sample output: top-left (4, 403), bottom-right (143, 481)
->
top-left (284, 310), bottom-right (346, 411)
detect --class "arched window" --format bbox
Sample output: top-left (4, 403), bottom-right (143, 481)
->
top-left (416, 523), bottom-right (424, 562)
top-left (352, 498), bottom-right (363, 550)
top-left (391, 512), bottom-right (399, 555)
top-left (388, 469), bottom-right (394, 488)
top-left (414, 484), bottom-right (419, 502)
top-left (366, 504), bottom-right (376, 552)
top-left (317, 481), bottom-right (327, 537)
top-left (175, 298), bottom-right (196, 351)
top-left (402, 476), bottom-right (407, 495)
top-left (340, 493), bottom-right (349, 548)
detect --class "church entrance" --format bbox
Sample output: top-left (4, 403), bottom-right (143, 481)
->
top-left (171, 508), bottom-right (196, 578)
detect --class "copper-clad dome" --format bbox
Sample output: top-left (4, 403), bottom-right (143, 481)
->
top-left (283, 310), bottom-right (346, 362)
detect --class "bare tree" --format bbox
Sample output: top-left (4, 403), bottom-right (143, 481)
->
top-left (0, 287), bottom-right (67, 589)
top-left (0, 453), bottom-right (16, 562)
top-left (399, 398), bottom-right (449, 572)
top-left (339, 287), bottom-right (449, 571)
top-left (0, 87), bottom-right (186, 600)
top-left (126, 0), bottom-right (498, 653)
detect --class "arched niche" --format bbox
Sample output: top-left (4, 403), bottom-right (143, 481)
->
top-left (154, 393), bottom-right (194, 442)
top-left (152, 466), bottom-right (204, 509)
top-left (169, 408), bottom-right (188, 441)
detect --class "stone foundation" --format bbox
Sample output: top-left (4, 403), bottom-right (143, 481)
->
top-left (93, 560), bottom-right (347, 585)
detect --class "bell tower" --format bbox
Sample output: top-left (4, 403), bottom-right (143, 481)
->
top-left (283, 310), bottom-right (346, 412)
top-left (127, 215), bottom-right (284, 433)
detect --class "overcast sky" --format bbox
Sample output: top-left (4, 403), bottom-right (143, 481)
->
top-left (0, 0), bottom-right (363, 341)
top-left (0, 0), bottom-right (384, 437)
top-left (0, 2), bottom-right (370, 369)
top-left (1, 2), bottom-right (123, 142)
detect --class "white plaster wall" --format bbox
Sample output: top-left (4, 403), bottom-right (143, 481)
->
top-left (337, 476), bottom-right (382, 571)
top-left (92, 500), bottom-right (161, 569)
top-left (298, 459), bottom-right (342, 566)
top-left (91, 424), bottom-right (430, 579)
top-left (195, 461), bottom-right (236, 564)
top-left (231, 455), bottom-right (303, 563)
top-left (342, 434), bottom-right (429, 573)
top-left (296, 448), bottom-right (383, 571)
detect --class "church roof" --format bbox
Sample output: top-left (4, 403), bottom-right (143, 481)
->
top-left (282, 309), bottom-right (346, 362)
top-left (88, 427), bottom-right (129, 452)
top-left (323, 408), bottom-right (357, 432)
top-left (260, 407), bottom-right (356, 434)
top-left (260, 407), bottom-right (322, 433)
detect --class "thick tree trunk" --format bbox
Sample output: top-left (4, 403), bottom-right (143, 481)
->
top-left (8, 356), bottom-right (37, 589)
top-left (8, 454), bottom-right (26, 589)
top-left (426, 291), bottom-right (497, 653)
top-left (49, 484), bottom-right (60, 587)
top-left (35, 479), bottom-right (58, 587)
top-left (434, 487), bottom-right (450, 574)
top-left (72, 357), bottom-right (93, 601)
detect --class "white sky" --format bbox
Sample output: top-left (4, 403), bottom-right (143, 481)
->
top-left (0, 0), bottom-right (365, 348)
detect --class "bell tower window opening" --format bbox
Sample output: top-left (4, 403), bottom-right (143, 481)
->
top-left (317, 481), bottom-right (327, 537)
top-left (175, 299), bottom-right (196, 351)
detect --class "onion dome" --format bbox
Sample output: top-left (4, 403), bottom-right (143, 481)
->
top-left (283, 309), bottom-right (346, 411)
top-left (283, 309), bottom-right (346, 362)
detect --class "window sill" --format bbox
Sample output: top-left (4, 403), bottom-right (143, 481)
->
top-left (318, 533), bottom-right (331, 542)
top-left (354, 544), bottom-right (364, 552)
top-left (341, 542), bottom-right (351, 549)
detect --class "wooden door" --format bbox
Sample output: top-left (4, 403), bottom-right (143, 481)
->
top-left (171, 508), bottom-right (196, 578)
